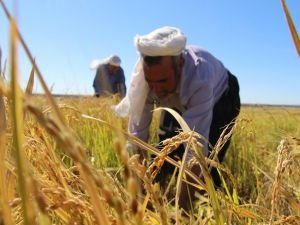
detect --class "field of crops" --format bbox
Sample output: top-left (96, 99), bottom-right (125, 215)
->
top-left (0, 93), bottom-right (299, 225)
top-left (1, 0), bottom-right (299, 223)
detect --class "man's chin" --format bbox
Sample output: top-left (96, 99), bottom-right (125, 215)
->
top-left (156, 93), bottom-right (168, 98)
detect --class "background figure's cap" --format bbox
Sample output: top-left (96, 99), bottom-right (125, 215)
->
top-left (90, 54), bottom-right (121, 70)
top-left (134, 26), bottom-right (187, 56)
top-left (108, 54), bottom-right (121, 67)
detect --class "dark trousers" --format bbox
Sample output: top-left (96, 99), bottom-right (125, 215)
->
top-left (155, 72), bottom-right (240, 187)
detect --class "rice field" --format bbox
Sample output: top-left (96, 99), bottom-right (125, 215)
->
top-left (1, 0), bottom-right (299, 224)
top-left (0, 91), bottom-right (300, 225)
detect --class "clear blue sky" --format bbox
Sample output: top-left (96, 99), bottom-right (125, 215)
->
top-left (0, 1), bottom-right (299, 105)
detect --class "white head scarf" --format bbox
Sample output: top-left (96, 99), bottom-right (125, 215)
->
top-left (113, 26), bottom-right (186, 125)
top-left (135, 26), bottom-right (186, 56)
top-left (90, 54), bottom-right (121, 70)
top-left (113, 57), bottom-right (148, 124)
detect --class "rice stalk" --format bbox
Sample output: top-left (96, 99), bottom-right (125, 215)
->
top-left (25, 102), bottom-right (111, 225)
top-left (0, 47), bottom-right (6, 135)
top-left (154, 107), bottom-right (224, 225)
top-left (250, 155), bottom-right (300, 217)
top-left (273, 215), bottom-right (300, 225)
top-left (1, 2), bottom-right (114, 223)
top-left (207, 119), bottom-right (240, 204)
top-left (22, 129), bottom-right (93, 223)
top-left (82, 109), bottom-right (226, 223)
top-left (269, 139), bottom-right (290, 224)
top-left (152, 108), bottom-right (197, 220)
top-left (0, 0), bottom-right (65, 125)
top-left (208, 120), bottom-right (237, 165)
top-left (114, 139), bottom-right (144, 224)
top-left (0, 101), bottom-right (12, 224)
top-left (281, 0), bottom-right (300, 57)
top-left (82, 113), bottom-right (205, 189)
top-left (175, 132), bottom-right (194, 224)
top-left (9, 18), bottom-right (34, 224)
top-left (0, 46), bottom-right (7, 79)
top-left (129, 155), bottom-right (169, 225)
top-left (25, 64), bottom-right (35, 95)
top-left (0, 66), bottom-right (12, 225)
top-left (0, 95), bottom-right (6, 135)
top-left (78, 164), bottom-right (110, 225)
top-left (187, 135), bottom-right (224, 224)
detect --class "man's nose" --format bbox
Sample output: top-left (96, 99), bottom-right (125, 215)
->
top-left (149, 84), bottom-right (161, 93)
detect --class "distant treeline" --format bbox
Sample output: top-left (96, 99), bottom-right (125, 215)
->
top-left (32, 93), bottom-right (300, 108)
top-left (242, 103), bottom-right (300, 108)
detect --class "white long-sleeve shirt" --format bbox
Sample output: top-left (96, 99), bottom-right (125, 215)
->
top-left (128, 46), bottom-right (229, 156)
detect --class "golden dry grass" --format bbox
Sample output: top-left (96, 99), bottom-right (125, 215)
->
top-left (0, 91), bottom-right (299, 225)
top-left (0, 1), bottom-right (299, 224)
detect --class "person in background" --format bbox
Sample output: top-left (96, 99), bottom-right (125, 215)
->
top-left (114, 26), bottom-right (240, 212)
top-left (91, 54), bottom-right (126, 97)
